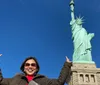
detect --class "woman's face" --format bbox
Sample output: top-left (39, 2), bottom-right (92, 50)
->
top-left (24, 59), bottom-right (37, 75)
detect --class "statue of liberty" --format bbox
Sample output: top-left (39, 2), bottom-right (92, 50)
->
top-left (70, 0), bottom-right (94, 63)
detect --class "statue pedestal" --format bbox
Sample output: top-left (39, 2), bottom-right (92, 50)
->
top-left (67, 63), bottom-right (100, 85)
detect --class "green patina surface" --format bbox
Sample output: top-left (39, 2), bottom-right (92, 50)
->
top-left (70, 0), bottom-right (94, 63)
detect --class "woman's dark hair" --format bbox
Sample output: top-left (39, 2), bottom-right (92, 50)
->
top-left (20, 56), bottom-right (40, 74)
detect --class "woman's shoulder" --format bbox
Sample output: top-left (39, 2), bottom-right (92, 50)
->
top-left (34, 74), bottom-right (48, 79)
top-left (14, 73), bottom-right (25, 77)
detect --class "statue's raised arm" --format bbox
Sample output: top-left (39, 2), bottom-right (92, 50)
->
top-left (70, 0), bottom-right (75, 21)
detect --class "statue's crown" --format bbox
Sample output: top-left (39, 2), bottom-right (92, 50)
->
top-left (76, 16), bottom-right (84, 25)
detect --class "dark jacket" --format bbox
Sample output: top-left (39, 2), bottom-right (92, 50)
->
top-left (0, 62), bottom-right (72, 85)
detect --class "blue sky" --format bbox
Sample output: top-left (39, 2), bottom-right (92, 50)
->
top-left (0, 0), bottom-right (100, 84)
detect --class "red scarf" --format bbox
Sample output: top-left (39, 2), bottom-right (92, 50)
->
top-left (26, 75), bottom-right (34, 82)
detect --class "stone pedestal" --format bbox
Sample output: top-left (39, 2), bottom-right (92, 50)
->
top-left (68, 63), bottom-right (100, 85)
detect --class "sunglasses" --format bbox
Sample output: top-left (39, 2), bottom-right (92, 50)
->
top-left (25, 63), bottom-right (36, 67)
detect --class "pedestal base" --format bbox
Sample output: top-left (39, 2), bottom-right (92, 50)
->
top-left (67, 62), bottom-right (100, 85)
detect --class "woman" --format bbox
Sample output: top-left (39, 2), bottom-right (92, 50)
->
top-left (0, 56), bottom-right (72, 85)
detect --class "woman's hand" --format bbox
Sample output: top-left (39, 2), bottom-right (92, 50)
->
top-left (66, 56), bottom-right (72, 63)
